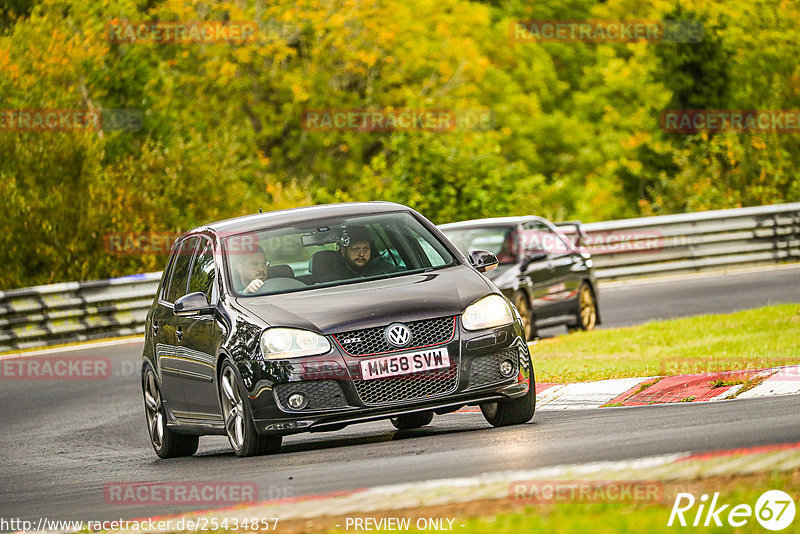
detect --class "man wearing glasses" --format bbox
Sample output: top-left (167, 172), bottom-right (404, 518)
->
top-left (233, 244), bottom-right (270, 294)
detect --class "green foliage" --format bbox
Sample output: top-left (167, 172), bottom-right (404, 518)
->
top-left (0, 0), bottom-right (798, 288)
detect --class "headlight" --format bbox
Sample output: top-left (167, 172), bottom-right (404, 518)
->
top-left (260, 328), bottom-right (331, 359)
top-left (462, 295), bottom-right (514, 331)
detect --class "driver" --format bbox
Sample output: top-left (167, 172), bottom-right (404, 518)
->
top-left (233, 245), bottom-right (269, 294)
top-left (340, 226), bottom-right (399, 277)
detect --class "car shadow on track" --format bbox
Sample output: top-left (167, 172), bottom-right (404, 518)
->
top-left (183, 418), bottom-right (518, 459)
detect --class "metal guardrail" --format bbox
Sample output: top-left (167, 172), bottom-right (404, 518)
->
top-left (0, 273), bottom-right (161, 352)
top-left (1, 203), bottom-right (798, 352)
top-left (577, 202), bottom-right (800, 280)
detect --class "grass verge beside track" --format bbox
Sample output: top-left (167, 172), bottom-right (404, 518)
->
top-left (276, 471), bottom-right (799, 534)
top-left (532, 303), bottom-right (800, 383)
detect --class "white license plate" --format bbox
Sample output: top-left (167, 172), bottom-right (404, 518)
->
top-left (360, 348), bottom-right (450, 380)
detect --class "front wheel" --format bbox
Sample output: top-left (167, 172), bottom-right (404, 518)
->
top-left (143, 368), bottom-right (199, 459)
top-left (480, 379), bottom-right (536, 427)
top-left (568, 282), bottom-right (597, 332)
top-left (390, 411), bottom-right (434, 430)
top-left (219, 362), bottom-right (282, 457)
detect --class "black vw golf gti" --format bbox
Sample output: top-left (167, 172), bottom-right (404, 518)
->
top-left (141, 202), bottom-right (535, 457)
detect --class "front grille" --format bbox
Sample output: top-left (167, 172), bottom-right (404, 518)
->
top-left (273, 380), bottom-right (348, 411)
top-left (353, 366), bottom-right (459, 406)
top-left (469, 348), bottom-right (518, 388)
top-left (333, 316), bottom-right (455, 356)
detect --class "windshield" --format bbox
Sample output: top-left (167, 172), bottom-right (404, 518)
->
top-left (440, 226), bottom-right (517, 264)
top-left (224, 211), bottom-right (458, 296)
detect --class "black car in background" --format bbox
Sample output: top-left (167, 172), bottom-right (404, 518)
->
top-left (439, 216), bottom-right (600, 340)
top-left (142, 202), bottom-right (535, 458)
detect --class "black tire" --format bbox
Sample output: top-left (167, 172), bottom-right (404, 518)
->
top-left (480, 378), bottom-right (536, 427)
top-left (143, 367), bottom-right (199, 459)
top-left (219, 361), bottom-right (282, 457)
top-left (513, 291), bottom-right (537, 341)
top-left (390, 411), bottom-right (434, 430)
top-left (568, 282), bottom-right (598, 332)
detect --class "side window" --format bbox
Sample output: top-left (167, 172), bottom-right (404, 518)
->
top-left (188, 239), bottom-right (216, 302)
top-left (165, 237), bottom-right (199, 303)
top-left (521, 222), bottom-right (571, 255)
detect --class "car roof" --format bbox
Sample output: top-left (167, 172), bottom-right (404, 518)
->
top-left (438, 215), bottom-right (547, 230)
top-left (188, 201), bottom-right (412, 236)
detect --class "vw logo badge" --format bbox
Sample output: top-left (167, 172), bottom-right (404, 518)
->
top-left (385, 323), bottom-right (412, 348)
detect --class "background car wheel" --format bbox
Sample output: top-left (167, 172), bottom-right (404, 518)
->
top-left (219, 362), bottom-right (282, 457)
top-left (390, 411), bottom-right (434, 430)
top-left (143, 368), bottom-right (199, 459)
top-left (480, 378), bottom-right (536, 427)
top-left (513, 292), bottom-right (537, 341)
top-left (568, 282), bottom-right (597, 332)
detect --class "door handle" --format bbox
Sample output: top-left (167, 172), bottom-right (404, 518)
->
top-left (176, 327), bottom-right (183, 342)
top-left (152, 323), bottom-right (159, 336)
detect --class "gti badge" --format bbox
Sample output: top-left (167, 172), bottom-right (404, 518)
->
top-left (385, 323), bottom-right (412, 348)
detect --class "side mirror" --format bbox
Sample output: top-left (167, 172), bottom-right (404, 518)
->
top-left (521, 251), bottom-right (548, 270)
top-left (174, 292), bottom-right (215, 316)
top-left (468, 250), bottom-right (499, 273)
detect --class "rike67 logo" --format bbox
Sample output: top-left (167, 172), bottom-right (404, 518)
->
top-left (669, 490), bottom-right (795, 530)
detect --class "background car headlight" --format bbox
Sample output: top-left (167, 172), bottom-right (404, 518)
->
top-left (260, 328), bottom-right (331, 359)
top-left (462, 295), bottom-right (514, 331)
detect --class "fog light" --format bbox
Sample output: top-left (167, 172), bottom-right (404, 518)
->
top-left (287, 392), bottom-right (308, 410)
top-left (499, 359), bottom-right (515, 378)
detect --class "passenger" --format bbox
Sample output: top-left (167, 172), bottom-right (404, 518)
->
top-left (340, 226), bottom-right (400, 277)
top-left (232, 245), bottom-right (270, 294)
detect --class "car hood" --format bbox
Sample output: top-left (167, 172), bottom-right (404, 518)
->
top-left (235, 265), bottom-right (493, 334)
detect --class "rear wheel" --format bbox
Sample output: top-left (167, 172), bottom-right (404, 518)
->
top-left (220, 362), bottom-right (282, 457)
top-left (143, 368), bottom-right (198, 459)
top-left (480, 378), bottom-right (536, 427)
top-left (390, 411), bottom-right (434, 430)
top-left (568, 282), bottom-right (597, 332)
top-left (513, 291), bottom-right (537, 341)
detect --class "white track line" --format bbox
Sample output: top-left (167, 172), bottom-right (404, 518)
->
top-left (599, 262), bottom-right (800, 290)
top-left (0, 337), bottom-right (142, 360)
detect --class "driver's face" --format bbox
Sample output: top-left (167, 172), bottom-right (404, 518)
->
top-left (344, 241), bottom-right (371, 272)
top-left (237, 252), bottom-right (268, 282)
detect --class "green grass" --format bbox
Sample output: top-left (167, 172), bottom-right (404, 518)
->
top-left (445, 477), bottom-right (796, 534)
top-left (320, 472), bottom-right (799, 534)
top-left (531, 303), bottom-right (800, 383)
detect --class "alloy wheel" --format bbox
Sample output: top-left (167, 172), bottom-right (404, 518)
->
top-left (579, 285), bottom-right (597, 330)
top-left (221, 366), bottom-right (245, 450)
top-left (144, 371), bottom-right (164, 449)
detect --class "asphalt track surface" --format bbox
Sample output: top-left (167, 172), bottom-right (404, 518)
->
top-left (2, 266), bottom-right (799, 525)
top-left (596, 264), bottom-right (800, 329)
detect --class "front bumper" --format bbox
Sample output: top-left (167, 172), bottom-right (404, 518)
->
top-left (235, 318), bottom-right (533, 436)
